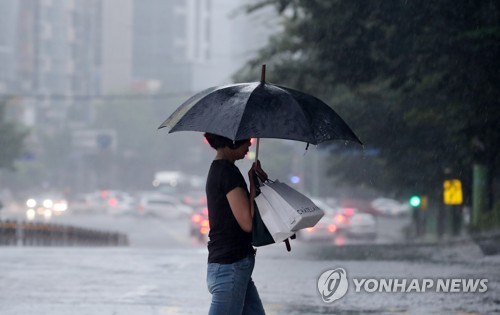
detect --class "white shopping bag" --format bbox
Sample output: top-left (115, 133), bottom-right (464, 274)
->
top-left (255, 180), bottom-right (324, 236)
top-left (254, 191), bottom-right (295, 243)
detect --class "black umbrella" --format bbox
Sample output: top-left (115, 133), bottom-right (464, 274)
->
top-left (159, 65), bottom-right (362, 156)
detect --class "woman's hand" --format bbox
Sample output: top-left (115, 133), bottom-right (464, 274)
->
top-left (249, 160), bottom-right (268, 182)
top-left (248, 160), bottom-right (268, 201)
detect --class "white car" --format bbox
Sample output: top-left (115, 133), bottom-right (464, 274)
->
top-left (138, 194), bottom-right (192, 219)
top-left (25, 193), bottom-right (68, 220)
top-left (345, 213), bottom-right (377, 239)
top-left (298, 215), bottom-right (338, 242)
top-left (371, 198), bottom-right (411, 216)
top-left (297, 198), bottom-right (340, 242)
top-left (103, 190), bottom-right (136, 216)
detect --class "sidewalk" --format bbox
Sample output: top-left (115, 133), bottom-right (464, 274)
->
top-left (291, 233), bottom-right (500, 263)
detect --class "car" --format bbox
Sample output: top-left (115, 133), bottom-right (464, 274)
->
top-left (182, 190), bottom-right (207, 208)
top-left (69, 193), bottom-right (94, 214)
top-left (297, 215), bottom-right (338, 242)
top-left (102, 190), bottom-right (136, 216)
top-left (340, 198), bottom-right (379, 216)
top-left (297, 198), bottom-right (340, 242)
top-left (332, 210), bottom-right (350, 232)
top-left (70, 190), bottom-right (136, 215)
top-left (189, 206), bottom-right (210, 242)
top-left (69, 193), bottom-right (105, 214)
top-left (137, 193), bottom-right (192, 219)
top-left (371, 198), bottom-right (411, 216)
top-left (25, 193), bottom-right (68, 221)
top-left (345, 213), bottom-right (378, 239)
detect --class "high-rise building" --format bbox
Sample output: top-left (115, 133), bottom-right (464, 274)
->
top-left (0, 0), bottom-right (278, 192)
top-left (2, 0), bottom-right (277, 118)
top-left (1, 0), bottom-right (101, 129)
top-left (100, 0), bottom-right (132, 94)
top-left (131, 0), bottom-right (190, 93)
top-left (130, 0), bottom-right (278, 93)
top-left (0, 0), bottom-right (19, 93)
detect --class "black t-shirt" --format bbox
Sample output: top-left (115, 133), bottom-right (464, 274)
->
top-left (206, 159), bottom-right (253, 264)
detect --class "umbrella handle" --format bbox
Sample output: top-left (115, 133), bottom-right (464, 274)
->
top-left (254, 138), bottom-right (260, 164)
top-left (254, 64), bottom-right (264, 165)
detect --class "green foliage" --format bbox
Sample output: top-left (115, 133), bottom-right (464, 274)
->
top-left (238, 0), bottom-right (500, 199)
top-left (473, 203), bottom-right (500, 232)
top-left (0, 99), bottom-right (28, 170)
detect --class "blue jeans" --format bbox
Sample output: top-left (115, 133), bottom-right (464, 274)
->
top-left (207, 254), bottom-right (266, 315)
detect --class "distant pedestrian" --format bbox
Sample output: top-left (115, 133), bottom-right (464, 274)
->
top-left (204, 132), bottom-right (267, 315)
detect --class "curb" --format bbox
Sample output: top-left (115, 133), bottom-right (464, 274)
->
top-left (306, 237), bottom-right (497, 262)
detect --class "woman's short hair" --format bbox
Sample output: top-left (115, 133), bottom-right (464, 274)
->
top-left (204, 133), bottom-right (249, 150)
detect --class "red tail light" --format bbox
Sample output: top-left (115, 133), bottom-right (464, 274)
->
top-left (191, 214), bottom-right (202, 223)
top-left (200, 227), bottom-right (209, 235)
top-left (344, 208), bottom-right (355, 217)
top-left (200, 219), bottom-right (210, 234)
top-left (328, 224), bottom-right (337, 233)
top-left (335, 214), bottom-right (346, 223)
top-left (108, 198), bottom-right (118, 207)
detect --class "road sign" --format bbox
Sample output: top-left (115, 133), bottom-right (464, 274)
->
top-left (443, 179), bottom-right (463, 205)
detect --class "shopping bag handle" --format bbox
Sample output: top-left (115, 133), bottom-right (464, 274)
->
top-left (284, 239), bottom-right (291, 251)
top-left (252, 171), bottom-right (274, 189)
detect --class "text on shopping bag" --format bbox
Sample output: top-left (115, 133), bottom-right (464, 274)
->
top-left (260, 180), bottom-right (324, 231)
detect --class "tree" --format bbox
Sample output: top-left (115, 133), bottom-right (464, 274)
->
top-left (237, 0), bottom-right (500, 204)
top-left (0, 99), bottom-right (28, 170)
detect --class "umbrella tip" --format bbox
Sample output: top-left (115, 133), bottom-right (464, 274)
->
top-left (261, 64), bottom-right (266, 82)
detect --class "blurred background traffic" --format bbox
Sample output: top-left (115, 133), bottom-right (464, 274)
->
top-left (0, 0), bottom-right (499, 248)
top-left (0, 161), bottom-right (416, 248)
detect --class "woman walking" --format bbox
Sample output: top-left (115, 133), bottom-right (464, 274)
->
top-left (204, 132), bottom-right (267, 315)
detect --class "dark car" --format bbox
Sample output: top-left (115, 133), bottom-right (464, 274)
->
top-left (190, 206), bottom-right (209, 242)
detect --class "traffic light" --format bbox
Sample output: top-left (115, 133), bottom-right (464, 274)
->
top-left (409, 195), bottom-right (421, 207)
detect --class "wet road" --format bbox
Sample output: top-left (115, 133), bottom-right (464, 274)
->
top-left (1, 215), bottom-right (499, 314)
top-left (1, 244), bottom-right (499, 314)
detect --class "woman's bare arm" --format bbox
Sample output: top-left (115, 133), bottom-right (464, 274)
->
top-left (227, 187), bottom-right (253, 233)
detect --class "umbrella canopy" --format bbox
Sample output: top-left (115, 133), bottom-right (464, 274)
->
top-left (159, 67), bottom-right (361, 145)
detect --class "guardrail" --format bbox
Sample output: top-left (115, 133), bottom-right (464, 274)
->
top-left (0, 220), bottom-right (128, 247)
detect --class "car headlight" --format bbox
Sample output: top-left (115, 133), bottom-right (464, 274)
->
top-left (53, 202), bottom-right (68, 212)
top-left (26, 198), bottom-right (37, 208)
top-left (26, 209), bottom-right (36, 220)
top-left (43, 199), bottom-right (53, 208)
top-left (43, 209), bottom-right (52, 219)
